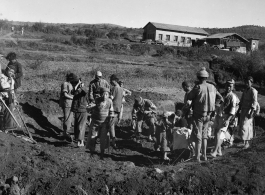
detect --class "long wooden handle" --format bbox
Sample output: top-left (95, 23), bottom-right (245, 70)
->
top-left (16, 107), bottom-right (34, 140)
top-left (0, 98), bottom-right (20, 128)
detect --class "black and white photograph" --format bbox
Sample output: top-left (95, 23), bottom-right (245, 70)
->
top-left (0, 0), bottom-right (265, 194)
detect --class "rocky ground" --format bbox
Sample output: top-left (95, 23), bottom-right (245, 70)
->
top-left (0, 88), bottom-right (265, 195)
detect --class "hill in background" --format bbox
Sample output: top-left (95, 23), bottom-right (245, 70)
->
top-left (204, 25), bottom-right (265, 43)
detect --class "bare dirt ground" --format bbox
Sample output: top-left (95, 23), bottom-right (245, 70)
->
top-left (0, 86), bottom-right (265, 195)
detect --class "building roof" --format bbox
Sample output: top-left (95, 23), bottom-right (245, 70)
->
top-left (144, 22), bottom-right (209, 35)
top-left (206, 33), bottom-right (249, 42)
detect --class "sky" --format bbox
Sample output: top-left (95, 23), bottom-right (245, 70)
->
top-left (0, 0), bottom-right (264, 28)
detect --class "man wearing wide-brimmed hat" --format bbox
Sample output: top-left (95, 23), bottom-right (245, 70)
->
top-left (211, 79), bottom-right (239, 157)
top-left (187, 67), bottom-right (223, 162)
top-left (132, 96), bottom-right (157, 142)
top-left (238, 76), bottom-right (258, 149)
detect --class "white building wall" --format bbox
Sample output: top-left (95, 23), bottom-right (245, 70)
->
top-left (155, 30), bottom-right (207, 46)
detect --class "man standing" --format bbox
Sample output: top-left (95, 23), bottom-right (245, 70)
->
top-left (211, 79), bottom-right (238, 157)
top-left (109, 74), bottom-right (124, 148)
top-left (238, 76), bottom-right (258, 149)
top-left (59, 73), bottom-right (75, 141)
top-left (86, 87), bottom-right (114, 160)
top-left (181, 81), bottom-right (193, 128)
top-left (0, 67), bottom-right (16, 130)
top-left (5, 52), bottom-right (23, 91)
top-left (88, 71), bottom-right (110, 103)
top-left (132, 96), bottom-right (157, 142)
top-left (187, 67), bottom-right (222, 162)
top-left (71, 77), bottom-right (89, 147)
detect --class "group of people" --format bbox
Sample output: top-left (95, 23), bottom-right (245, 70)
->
top-left (60, 65), bottom-right (260, 162)
top-left (0, 52), bottom-right (23, 130)
top-left (180, 67), bottom-right (259, 162)
top-left (59, 71), bottom-right (131, 158)
top-left (0, 51), bottom-right (260, 162)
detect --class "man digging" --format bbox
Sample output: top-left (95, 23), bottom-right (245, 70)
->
top-left (132, 96), bottom-right (157, 143)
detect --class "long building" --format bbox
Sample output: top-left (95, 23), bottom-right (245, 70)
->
top-left (143, 22), bottom-right (208, 46)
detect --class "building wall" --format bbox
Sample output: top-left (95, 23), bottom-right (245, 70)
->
top-left (143, 23), bottom-right (157, 40)
top-left (155, 30), bottom-right (207, 46)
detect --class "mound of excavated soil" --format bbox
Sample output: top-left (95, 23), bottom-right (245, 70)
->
top-left (0, 90), bottom-right (264, 194)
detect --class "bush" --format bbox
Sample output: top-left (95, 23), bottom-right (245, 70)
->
top-left (32, 22), bottom-right (45, 32)
top-left (120, 32), bottom-right (129, 38)
top-left (130, 44), bottom-right (151, 55)
top-left (43, 25), bottom-right (61, 34)
top-left (157, 46), bottom-right (175, 57)
top-left (107, 31), bottom-right (120, 39)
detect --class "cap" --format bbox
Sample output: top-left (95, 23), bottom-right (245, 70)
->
top-left (100, 87), bottom-right (110, 93)
top-left (68, 73), bottom-right (79, 83)
top-left (175, 110), bottom-right (183, 117)
top-left (245, 76), bottom-right (254, 83)
top-left (178, 118), bottom-right (188, 128)
top-left (162, 112), bottom-right (170, 118)
top-left (5, 52), bottom-right (16, 61)
top-left (96, 71), bottom-right (102, 77)
top-left (135, 96), bottom-right (143, 105)
top-left (197, 67), bottom-right (209, 78)
top-left (110, 74), bottom-right (119, 81)
top-left (226, 79), bottom-right (235, 84)
top-left (182, 81), bottom-right (191, 87)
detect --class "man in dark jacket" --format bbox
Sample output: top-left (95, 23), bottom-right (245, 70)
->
top-left (5, 52), bottom-right (23, 90)
top-left (71, 76), bottom-right (89, 147)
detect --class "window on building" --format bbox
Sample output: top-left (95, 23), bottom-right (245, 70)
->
top-left (187, 37), bottom-right (191, 44)
top-left (181, 37), bottom-right (185, 43)
top-left (159, 34), bottom-right (163, 40)
top-left (166, 35), bottom-right (170, 41)
top-left (174, 36), bottom-right (178, 41)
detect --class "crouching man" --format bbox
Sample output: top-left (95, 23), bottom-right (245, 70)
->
top-left (211, 79), bottom-right (238, 157)
top-left (86, 87), bottom-right (114, 159)
top-left (132, 96), bottom-right (157, 142)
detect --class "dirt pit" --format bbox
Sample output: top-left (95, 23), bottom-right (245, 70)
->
top-left (0, 89), bottom-right (265, 195)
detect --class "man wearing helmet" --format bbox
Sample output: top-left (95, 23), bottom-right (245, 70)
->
top-left (88, 71), bottom-right (110, 103)
top-left (187, 67), bottom-right (223, 162)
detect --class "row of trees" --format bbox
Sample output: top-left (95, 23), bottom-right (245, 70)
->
top-left (211, 50), bottom-right (265, 86)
